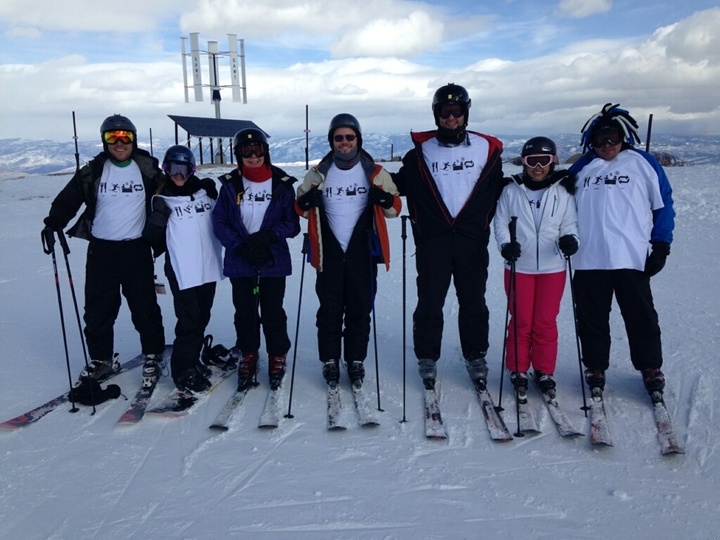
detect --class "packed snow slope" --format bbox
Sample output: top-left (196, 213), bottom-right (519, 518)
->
top-left (0, 162), bottom-right (719, 540)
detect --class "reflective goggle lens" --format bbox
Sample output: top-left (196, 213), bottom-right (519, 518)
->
top-left (593, 136), bottom-right (622, 148)
top-left (103, 130), bottom-right (135, 145)
top-left (168, 162), bottom-right (190, 179)
top-left (438, 104), bottom-right (465, 119)
top-left (241, 144), bottom-right (265, 158)
top-left (333, 134), bottom-right (357, 142)
top-left (522, 154), bottom-right (554, 168)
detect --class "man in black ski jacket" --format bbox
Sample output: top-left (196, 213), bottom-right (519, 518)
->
top-left (43, 114), bottom-right (165, 389)
top-left (392, 83), bottom-right (505, 391)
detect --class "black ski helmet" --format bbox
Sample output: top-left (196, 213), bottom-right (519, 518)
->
top-left (100, 114), bottom-right (137, 150)
top-left (327, 113), bottom-right (362, 148)
top-left (432, 83), bottom-right (471, 127)
top-left (233, 128), bottom-right (271, 166)
top-left (162, 145), bottom-right (196, 176)
top-left (521, 136), bottom-right (557, 157)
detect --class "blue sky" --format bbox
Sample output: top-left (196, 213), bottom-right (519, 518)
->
top-left (1, 0), bottom-right (718, 142)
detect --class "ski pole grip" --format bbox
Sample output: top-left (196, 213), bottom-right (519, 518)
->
top-left (401, 215), bottom-right (408, 240)
top-left (58, 230), bottom-right (71, 255)
top-left (301, 232), bottom-right (309, 255)
top-left (41, 228), bottom-right (55, 255)
top-left (509, 216), bottom-right (518, 244)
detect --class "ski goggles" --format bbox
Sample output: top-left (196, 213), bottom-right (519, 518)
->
top-left (241, 143), bottom-right (265, 158)
top-left (438, 104), bottom-right (465, 119)
top-left (522, 154), bottom-right (555, 168)
top-left (103, 130), bottom-right (135, 145)
top-left (593, 134), bottom-right (622, 148)
top-left (333, 133), bottom-right (357, 142)
top-left (165, 162), bottom-right (191, 179)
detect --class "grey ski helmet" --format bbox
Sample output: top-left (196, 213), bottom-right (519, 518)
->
top-left (327, 113), bottom-right (362, 148)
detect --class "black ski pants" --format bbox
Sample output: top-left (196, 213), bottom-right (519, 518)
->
top-left (231, 276), bottom-right (290, 357)
top-left (165, 259), bottom-right (216, 374)
top-left (573, 269), bottom-right (662, 372)
top-left (413, 231), bottom-right (490, 362)
top-left (83, 238), bottom-right (165, 360)
top-left (315, 225), bottom-right (377, 364)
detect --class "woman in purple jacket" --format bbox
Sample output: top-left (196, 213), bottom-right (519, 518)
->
top-left (212, 128), bottom-right (300, 391)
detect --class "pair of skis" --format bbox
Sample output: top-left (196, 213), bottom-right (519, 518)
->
top-left (327, 381), bottom-right (381, 430)
top-left (0, 349), bottom-right (161, 430)
top-left (209, 383), bottom-right (284, 431)
top-left (588, 388), bottom-right (684, 455)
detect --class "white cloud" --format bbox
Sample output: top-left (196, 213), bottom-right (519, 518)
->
top-left (556, 0), bottom-right (612, 18)
top-left (330, 11), bottom-right (444, 58)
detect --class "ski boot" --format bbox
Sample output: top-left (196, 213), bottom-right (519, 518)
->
top-left (534, 370), bottom-right (556, 399)
top-left (417, 358), bottom-right (437, 390)
top-left (510, 371), bottom-right (529, 403)
top-left (78, 354), bottom-right (121, 383)
top-left (237, 351), bottom-right (259, 392)
top-left (585, 369), bottom-right (606, 399)
top-left (142, 353), bottom-right (164, 389)
top-left (322, 359), bottom-right (340, 387)
top-left (466, 356), bottom-right (489, 390)
top-left (347, 360), bottom-right (365, 389)
top-left (268, 354), bottom-right (286, 390)
top-left (173, 365), bottom-right (212, 394)
top-left (642, 368), bottom-right (665, 403)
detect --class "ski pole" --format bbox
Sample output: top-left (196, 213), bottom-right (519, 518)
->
top-left (42, 228), bottom-right (79, 413)
top-left (508, 217), bottom-right (523, 437)
top-left (57, 231), bottom-right (90, 375)
top-left (285, 233), bottom-right (308, 419)
top-left (566, 256), bottom-right (589, 415)
top-left (251, 266), bottom-right (261, 389)
top-left (495, 271), bottom-right (512, 413)
top-left (400, 216), bottom-right (408, 423)
top-left (367, 230), bottom-right (383, 412)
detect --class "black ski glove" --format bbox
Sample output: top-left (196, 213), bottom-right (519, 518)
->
top-left (247, 230), bottom-right (277, 251)
top-left (644, 241), bottom-right (670, 277)
top-left (501, 241), bottom-right (521, 263)
top-left (368, 186), bottom-right (394, 209)
top-left (200, 178), bottom-right (218, 199)
top-left (234, 244), bottom-right (271, 268)
top-left (297, 189), bottom-right (323, 211)
top-left (558, 235), bottom-right (579, 256)
top-left (43, 216), bottom-right (63, 231)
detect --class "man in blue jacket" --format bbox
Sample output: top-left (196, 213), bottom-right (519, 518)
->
top-left (569, 103), bottom-right (675, 402)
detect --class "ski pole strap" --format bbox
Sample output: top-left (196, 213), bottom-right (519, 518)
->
top-left (41, 227), bottom-right (55, 255)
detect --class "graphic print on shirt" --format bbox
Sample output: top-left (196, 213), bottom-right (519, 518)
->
top-left (170, 198), bottom-right (213, 219)
top-left (582, 170), bottom-right (630, 188)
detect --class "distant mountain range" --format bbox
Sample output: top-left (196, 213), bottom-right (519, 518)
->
top-left (1, 132), bottom-right (718, 175)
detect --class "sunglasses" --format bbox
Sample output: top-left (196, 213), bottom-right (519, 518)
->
top-left (241, 144), bottom-right (265, 158)
top-left (333, 134), bottom-right (357, 142)
top-left (522, 154), bottom-right (555, 168)
top-left (103, 130), bottom-right (134, 145)
top-left (593, 136), bottom-right (622, 148)
top-left (438, 105), bottom-right (465, 119)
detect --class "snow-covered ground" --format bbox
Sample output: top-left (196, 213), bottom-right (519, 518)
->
top-left (0, 162), bottom-right (718, 539)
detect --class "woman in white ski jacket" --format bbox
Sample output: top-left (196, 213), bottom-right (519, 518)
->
top-left (493, 137), bottom-right (578, 396)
